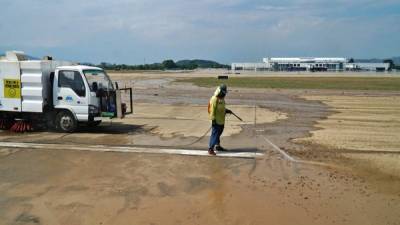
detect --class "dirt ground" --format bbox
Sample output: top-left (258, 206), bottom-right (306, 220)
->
top-left (296, 95), bottom-right (400, 180)
top-left (1, 71), bottom-right (400, 225)
top-left (297, 95), bottom-right (400, 152)
top-left (131, 103), bottom-right (287, 138)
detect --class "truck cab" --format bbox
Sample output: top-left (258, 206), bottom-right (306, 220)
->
top-left (52, 65), bottom-right (132, 132)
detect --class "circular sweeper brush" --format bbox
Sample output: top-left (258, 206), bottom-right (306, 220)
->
top-left (10, 119), bottom-right (33, 133)
top-left (0, 119), bottom-right (13, 130)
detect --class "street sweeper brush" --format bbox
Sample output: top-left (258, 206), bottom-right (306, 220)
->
top-left (10, 120), bottom-right (33, 133)
top-left (0, 119), bottom-right (13, 130)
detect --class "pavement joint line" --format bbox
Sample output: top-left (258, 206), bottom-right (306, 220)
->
top-left (260, 136), bottom-right (342, 168)
top-left (261, 136), bottom-right (296, 162)
top-left (0, 141), bottom-right (264, 159)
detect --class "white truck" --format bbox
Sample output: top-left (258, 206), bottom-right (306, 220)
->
top-left (0, 51), bottom-right (132, 132)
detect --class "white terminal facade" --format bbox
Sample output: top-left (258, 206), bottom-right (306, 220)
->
top-left (232, 57), bottom-right (390, 72)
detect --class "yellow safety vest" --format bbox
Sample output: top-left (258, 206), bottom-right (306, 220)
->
top-left (208, 87), bottom-right (226, 125)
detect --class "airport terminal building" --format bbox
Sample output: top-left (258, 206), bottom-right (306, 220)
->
top-left (232, 57), bottom-right (390, 72)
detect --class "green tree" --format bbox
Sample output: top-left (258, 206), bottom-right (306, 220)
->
top-left (162, 60), bottom-right (177, 70)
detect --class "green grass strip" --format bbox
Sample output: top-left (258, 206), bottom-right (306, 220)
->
top-left (178, 77), bottom-right (400, 91)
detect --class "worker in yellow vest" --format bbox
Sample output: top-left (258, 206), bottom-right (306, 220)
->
top-left (208, 84), bottom-right (232, 155)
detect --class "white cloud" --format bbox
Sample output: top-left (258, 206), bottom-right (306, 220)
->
top-left (0, 0), bottom-right (399, 63)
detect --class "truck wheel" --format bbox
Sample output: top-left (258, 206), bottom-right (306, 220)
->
top-left (87, 121), bottom-right (101, 127)
top-left (55, 111), bottom-right (77, 132)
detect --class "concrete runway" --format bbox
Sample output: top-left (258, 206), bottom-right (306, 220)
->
top-left (1, 71), bottom-right (400, 225)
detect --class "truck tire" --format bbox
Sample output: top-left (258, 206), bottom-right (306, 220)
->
top-left (55, 111), bottom-right (77, 133)
top-left (87, 121), bottom-right (101, 127)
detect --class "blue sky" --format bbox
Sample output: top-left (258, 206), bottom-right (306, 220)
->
top-left (1, 0), bottom-right (399, 64)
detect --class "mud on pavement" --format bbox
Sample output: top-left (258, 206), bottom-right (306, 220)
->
top-left (1, 74), bottom-right (400, 225)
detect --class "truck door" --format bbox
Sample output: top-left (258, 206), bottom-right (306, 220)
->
top-left (53, 70), bottom-right (89, 121)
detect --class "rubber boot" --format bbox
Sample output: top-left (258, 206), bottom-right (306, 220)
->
top-left (208, 148), bottom-right (216, 155)
top-left (216, 145), bottom-right (227, 151)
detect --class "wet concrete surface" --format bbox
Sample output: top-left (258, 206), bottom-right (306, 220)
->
top-left (1, 74), bottom-right (400, 225)
top-left (1, 148), bottom-right (400, 225)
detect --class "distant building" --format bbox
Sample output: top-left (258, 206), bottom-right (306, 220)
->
top-left (231, 57), bottom-right (390, 72)
top-left (345, 63), bottom-right (390, 72)
top-left (264, 57), bottom-right (347, 71)
top-left (229, 63), bottom-right (270, 71)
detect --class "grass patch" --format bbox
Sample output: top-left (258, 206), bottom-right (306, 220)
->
top-left (178, 77), bottom-right (400, 91)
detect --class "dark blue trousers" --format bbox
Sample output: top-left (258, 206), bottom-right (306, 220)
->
top-left (209, 124), bottom-right (224, 149)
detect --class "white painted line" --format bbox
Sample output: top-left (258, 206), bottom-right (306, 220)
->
top-left (261, 136), bottom-right (296, 162)
top-left (260, 136), bottom-right (339, 168)
top-left (0, 142), bottom-right (263, 159)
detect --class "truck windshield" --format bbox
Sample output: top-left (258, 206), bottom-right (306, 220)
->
top-left (83, 69), bottom-right (114, 91)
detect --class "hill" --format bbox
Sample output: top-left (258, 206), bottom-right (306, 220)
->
top-left (354, 58), bottom-right (383, 63)
top-left (176, 59), bottom-right (229, 69)
top-left (391, 57), bottom-right (400, 65)
top-left (354, 56), bottom-right (400, 64)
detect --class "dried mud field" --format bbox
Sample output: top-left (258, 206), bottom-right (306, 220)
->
top-left (0, 71), bottom-right (400, 225)
top-left (296, 95), bottom-right (400, 180)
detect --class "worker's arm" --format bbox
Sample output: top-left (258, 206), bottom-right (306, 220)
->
top-left (209, 97), bottom-right (217, 121)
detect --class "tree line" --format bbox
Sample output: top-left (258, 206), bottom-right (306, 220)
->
top-left (82, 59), bottom-right (230, 71)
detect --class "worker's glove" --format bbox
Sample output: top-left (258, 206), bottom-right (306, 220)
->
top-left (225, 109), bottom-right (233, 114)
top-left (212, 120), bottom-right (217, 126)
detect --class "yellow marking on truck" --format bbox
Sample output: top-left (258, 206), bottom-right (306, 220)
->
top-left (3, 79), bottom-right (21, 98)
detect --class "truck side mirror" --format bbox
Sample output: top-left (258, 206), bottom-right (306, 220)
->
top-left (92, 82), bottom-right (98, 92)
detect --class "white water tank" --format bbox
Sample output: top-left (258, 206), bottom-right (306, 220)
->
top-left (0, 51), bottom-right (73, 113)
